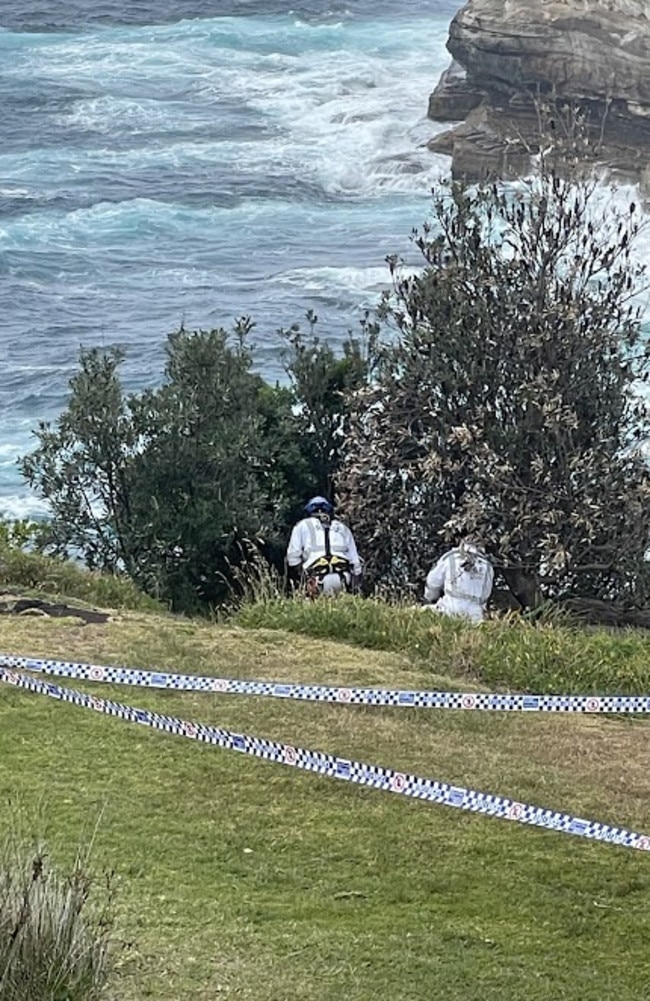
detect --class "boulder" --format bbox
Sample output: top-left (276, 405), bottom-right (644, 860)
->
top-left (428, 0), bottom-right (650, 183)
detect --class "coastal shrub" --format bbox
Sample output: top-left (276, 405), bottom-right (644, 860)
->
top-left (279, 310), bottom-right (378, 498)
top-left (20, 320), bottom-right (371, 613)
top-left (0, 836), bottom-right (116, 1001)
top-left (0, 520), bottom-right (45, 552)
top-left (337, 136), bottom-right (650, 609)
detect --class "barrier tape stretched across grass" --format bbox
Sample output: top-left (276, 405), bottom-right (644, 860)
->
top-left (2, 666), bottom-right (649, 854)
top-left (2, 652), bottom-right (649, 714)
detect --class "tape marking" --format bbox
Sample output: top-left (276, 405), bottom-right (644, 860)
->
top-left (2, 653), bottom-right (649, 715)
top-left (2, 668), bottom-right (649, 854)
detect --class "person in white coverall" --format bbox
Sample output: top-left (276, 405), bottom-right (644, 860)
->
top-left (286, 496), bottom-right (363, 597)
top-left (423, 539), bottom-right (494, 623)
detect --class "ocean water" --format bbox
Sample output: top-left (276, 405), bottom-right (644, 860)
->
top-left (3, 2), bottom-right (648, 522)
top-left (0, 0), bottom-right (462, 519)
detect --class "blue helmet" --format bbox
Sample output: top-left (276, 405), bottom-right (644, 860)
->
top-left (304, 495), bottom-right (333, 516)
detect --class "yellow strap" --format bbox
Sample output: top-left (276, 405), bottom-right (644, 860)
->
top-left (306, 555), bottom-right (350, 578)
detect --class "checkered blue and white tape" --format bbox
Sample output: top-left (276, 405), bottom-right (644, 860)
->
top-left (1, 666), bottom-right (648, 853)
top-left (1, 652), bottom-right (648, 714)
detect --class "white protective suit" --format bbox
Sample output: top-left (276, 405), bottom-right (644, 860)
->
top-left (286, 516), bottom-right (362, 595)
top-left (423, 546), bottom-right (494, 623)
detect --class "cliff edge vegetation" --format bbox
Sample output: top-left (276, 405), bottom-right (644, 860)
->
top-left (1, 557), bottom-right (650, 999)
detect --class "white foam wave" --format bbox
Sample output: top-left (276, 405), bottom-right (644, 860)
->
top-left (0, 187), bottom-right (30, 197)
top-left (227, 25), bottom-right (453, 198)
top-left (0, 493), bottom-right (50, 521)
top-left (0, 139), bottom-right (245, 176)
top-left (61, 95), bottom-right (177, 134)
top-left (275, 263), bottom-right (395, 295)
top-left (4, 14), bottom-right (453, 205)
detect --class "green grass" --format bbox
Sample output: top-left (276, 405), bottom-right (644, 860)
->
top-left (1, 605), bottom-right (650, 999)
top-left (0, 547), bottom-right (163, 612)
top-left (235, 595), bottom-right (650, 694)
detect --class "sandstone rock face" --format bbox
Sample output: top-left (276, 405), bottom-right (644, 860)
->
top-left (429, 0), bottom-right (650, 184)
top-left (427, 59), bottom-right (485, 121)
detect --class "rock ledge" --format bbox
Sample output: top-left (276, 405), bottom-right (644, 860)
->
top-left (428, 0), bottom-right (650, 190)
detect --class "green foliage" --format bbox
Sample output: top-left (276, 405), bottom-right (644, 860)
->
top-left (0, 520), bottom-right (45, 552)
top-left (0, 548), bottom-right (161, 611)
top-left (337, 154), bottom-right (650, 607)
top-left (121, 321), bottom-right (296, 609)
top-left (218, 538), bottom-right (285, 613)
top-left (234, 597), bottom-right (650, 695)
top-left (280, 310), bottom-right (377, 503)
top-left (20, 346), bottom-right (139, 577)
top-left (0, 519), bottom-right (159, 610)
top-left (21, 320), bottom-right (372, 613)
top-left (0, 833), bottom-right (116, 1001)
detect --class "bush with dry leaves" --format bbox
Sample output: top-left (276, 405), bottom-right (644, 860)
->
top-left (337, 154), bottom-right (650, 608)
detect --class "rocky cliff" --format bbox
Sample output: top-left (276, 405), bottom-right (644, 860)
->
top-left (428, 0), bottom-right (650, 186)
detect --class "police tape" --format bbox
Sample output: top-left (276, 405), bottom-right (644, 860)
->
top-left (1, 651), bottom-right (648, 715)
top-left (1, 666), bottom-right (648, 853)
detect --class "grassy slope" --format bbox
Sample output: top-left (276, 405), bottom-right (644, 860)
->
top-left (1, 608), bottom-right (650, 1000)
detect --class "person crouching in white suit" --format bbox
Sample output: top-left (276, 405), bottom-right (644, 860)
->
top-left (423, 538), bottom-right (494, 624)
top-left (286, 496), bottom-right (363, 597)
